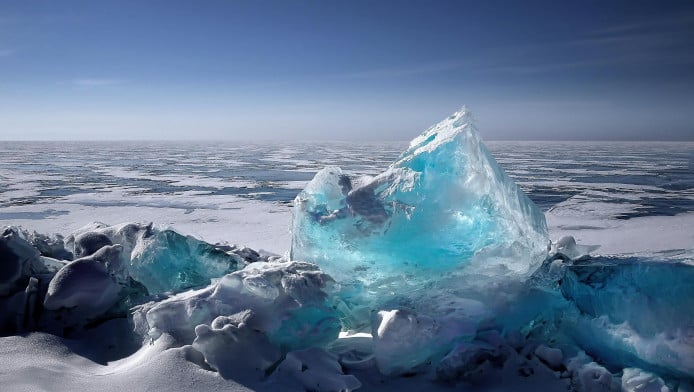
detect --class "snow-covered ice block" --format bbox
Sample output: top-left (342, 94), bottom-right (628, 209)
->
top-left (372, 308), bottom-right (477, 375)
top-left (192, 311), bottom-right (282, 381)
top-left (19, 229), bottom-right (73, 260)
top-left (271, 348), bottom-right (362, 392)
top-left (565, 351), bottom-right (617, 392)
top-left (0, 227), bottom-right (43, 296)
top-left (621, 368), bottom-right (672, 392)
top-left (67, 223), bottom-right (241, 294)
top-left (43, 245), bottom-right (123, 317)
top-left (291, 107), bottom-right (548, 314)
top-left (534, 345), bottom-right (563, 370)
top-left (551, 236), bottom-right (599, 260)
top-left (134, 261), bottom-right (340, 350)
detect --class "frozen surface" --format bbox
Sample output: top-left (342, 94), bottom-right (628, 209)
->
top-left (0, 117), bottom-right (693, 391)
top-left (292, 108), bottom-right (549, 319)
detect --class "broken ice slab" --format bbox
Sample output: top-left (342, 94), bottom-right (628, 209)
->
top-left (561, 257), bottom-right (694, 377)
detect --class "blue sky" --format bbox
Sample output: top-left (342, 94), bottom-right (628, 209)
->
top-left (1, 0), bottom-right (693, 140)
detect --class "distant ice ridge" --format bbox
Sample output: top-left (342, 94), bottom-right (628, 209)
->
top-left (291, 107), bottom-right (548, 325)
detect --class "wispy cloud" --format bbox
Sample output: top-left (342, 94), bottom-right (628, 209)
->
top-left (483, 60), bottom-right (608, 74)
top-left (71, 78), bottom-right (123, 87)
top-left (330, 11), bottom-right (694, 81)
top-left (486, 13), bottom-right (694, 75)
top-left (587, 12), bottom-right (694, 37)
top-left (0, 49), bottom-right (13, 57)
top-left (341, 60), bottom-right (469, 79)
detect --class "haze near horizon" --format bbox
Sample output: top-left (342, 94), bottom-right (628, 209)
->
top-left (1, 0), bottom-right (693, 141)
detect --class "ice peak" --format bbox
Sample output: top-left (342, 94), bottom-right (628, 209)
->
top-left (449, 105), bottom-right (474, 127)
top-left (405, 105), bottom-right (478, 158)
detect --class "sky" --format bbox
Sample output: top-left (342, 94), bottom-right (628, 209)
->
top-left (0, 0), bottom-right (693, 141)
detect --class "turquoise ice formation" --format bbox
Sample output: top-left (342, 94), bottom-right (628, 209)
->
top-left (66, 223), bottom-right (247, 294)
top-left (291, 107), bottom-right (548, 312)
top-left (560, 257), bottom-right (694, 377)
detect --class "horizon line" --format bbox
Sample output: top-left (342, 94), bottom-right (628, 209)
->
top-left (1, 138), bottom-right (693, 143)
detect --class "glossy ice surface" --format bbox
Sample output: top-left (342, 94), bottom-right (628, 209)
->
top-left (291, 108), bottom-right (548, 312)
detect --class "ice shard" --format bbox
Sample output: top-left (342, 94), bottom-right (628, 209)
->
top-left (291, 107), bottom-right (548, 312)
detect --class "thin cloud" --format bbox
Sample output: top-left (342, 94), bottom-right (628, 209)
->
top-left (483, 60), bottom-right (608, 74)
top-left (0, 49), bottom-right (13, 57)
top-left (588, 12), bottom-right (694, 37)
top-left (486, 14), bottom-right (694, 75)
top-left (71, 78), bottom-right (123, 87)
top-left (341, 60), bottom-right (469, 79)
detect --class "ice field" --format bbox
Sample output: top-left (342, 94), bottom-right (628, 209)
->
top-left (1, 109), bottom-right (693, 391)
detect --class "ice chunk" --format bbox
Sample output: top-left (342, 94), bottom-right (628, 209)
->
top-left (1, 228), bottom-right (39, 296)
top-left (271, 348), bottom-right (362, 392)
top-left (372, 308), bottom-right (477, 375)
top-left (192, 311), bottom-right (282, 382)
top-left (560, 258), bottom-right (694, 377)
top-left (43, 245), bottom-right (124, 319)
top-left (621, 368), bottom-right (672, 392)
top-left (291, 107), bottom-right (548, 314)
top-left (66, 223), bottom-right (242, 294)
top-left (0, 227), bottom-right (52, 297)
top-left (551, 236), bottom-right (599, 260)
top-left (73, 231), bottom-right (113, 258)
top-left (436, 340), bottom-right (501, 381)
top-left (134, 261), bottom-right (340, 349)
top-left (565, 351), bottom-right (617, 392)
top-left (19, 229), bottom-right (73, 260)
top-left (534, 345), bottom-right (563, 370)
top-left (0, 277), bottom-right (40, 333)
top-left (126, 228), bottom-right (239, 294)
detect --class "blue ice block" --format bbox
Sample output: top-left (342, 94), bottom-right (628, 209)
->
top-left (291, 107), bottom-right (548, 314)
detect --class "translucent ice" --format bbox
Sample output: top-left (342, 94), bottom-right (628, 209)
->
top-left (67, 223), bottom-right (243, 294)
top-left (560, 257), bottom-right (694, 377)
top-left (291, 107), bottom-right (548, 315)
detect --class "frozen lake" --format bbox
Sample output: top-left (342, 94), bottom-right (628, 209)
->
top-left (1, 140), bottom-right (692, 257)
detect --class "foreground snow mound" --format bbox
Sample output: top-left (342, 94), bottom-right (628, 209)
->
top-left (291, 107), bottom-right (548, 313)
